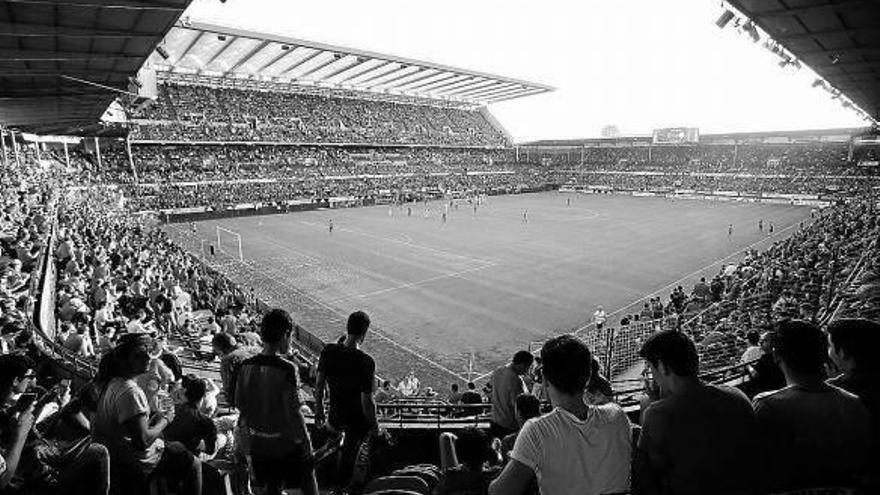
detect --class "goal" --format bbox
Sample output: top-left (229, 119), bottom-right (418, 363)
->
top-left (215, 225), bottom-right (243, 262)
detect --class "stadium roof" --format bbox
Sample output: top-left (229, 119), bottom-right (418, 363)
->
top-left (146, 21), bottom-right (554, 106)
top-left (0, 0), bottom-right (192, 135)
top-left (727, 0), bottom-right (880, 120)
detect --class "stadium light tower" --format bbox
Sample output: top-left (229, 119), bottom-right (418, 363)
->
top-left (715, 10), bottom-right (735, 29)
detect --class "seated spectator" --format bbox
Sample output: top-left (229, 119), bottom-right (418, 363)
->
top-left (373, 380), bottom-right (396, 404)
top-left (438, 427), bottom-right (502, 495)
top-left (460, 382), bottom-right (483, 405)
top-left (740, 330), bottom-right (762, 364)
top-left (235, 309), bottom-right (318, 495)
top-left (500, 394), bottom-right (541, 459)
top-left (584, 357), bottom-right (613, 405)
top-left (447, 382), bottom-right (463, 405)
top-left (633, 330), bottom-right (758, 495)
top-left (490, 335), bottom-right (631, 495)
top-left (91, 333), bottom-right (202, 495)
top-left (0, 355), bottom-right (110, 495)
top-left (747, 331), bottom-right (786, 396)
top-left (827, 318), bottom-right (880, 489)
top-left (164, 375), bottom-right (217, 456)
top-left (754, 320), bottom-right (871, 491)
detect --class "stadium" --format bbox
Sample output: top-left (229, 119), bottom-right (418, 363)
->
top-left (0, 0), bottom-right (878, 494)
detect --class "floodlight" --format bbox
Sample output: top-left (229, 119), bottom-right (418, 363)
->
top-left (218, 35), bottom-right (227, 41)
top-left (281, 45), bottom-right (290, 51)
top-left (716, 10), bottom-right (735, 29)
top-left (156, 46), bottom-right (170, 60)
top-left (811, 78), bottom-right (825, 89)
top-left (741, 22), bottom-right (760, 42)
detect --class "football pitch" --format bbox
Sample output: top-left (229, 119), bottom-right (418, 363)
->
top-left (169, 192), bottom-right (812, 387)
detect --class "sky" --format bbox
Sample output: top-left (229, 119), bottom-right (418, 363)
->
top-left (185, 0), bottom-right (867, 142)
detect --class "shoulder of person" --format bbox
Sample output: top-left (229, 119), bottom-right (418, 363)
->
top-left (592, 402), bottom-right (631, 425)
top-left (708, 383), bottom-right (752, 404)
top-left (752, 386), bottom-right (791, 408)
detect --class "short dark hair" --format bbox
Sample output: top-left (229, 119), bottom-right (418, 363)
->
top-left (455, 427), bottom-right (490, 468)
top-left (774, 319), bottom-right (827, 374)
top-left (515, 394), bottom-right (541, 421)
top-left (746, 331), bottom-right (760, 346)
top-left (211, 332), bottom-right (236, 353)
top-left (0, 354), bottom-right (34, 395)
top-left (261, 308), bottom-right (293, 344)
top-left (346, 311), bottom-right (371, 336)
top-left (451, 383), bottom-right (459, 392)
top-left (827, 318), bottom-right (880, 370)
top-left (540, 335), bottom-right (592, 395)
top-left (182, 375), bottom-right (207, 403)
top-left (467, 382), bottom-right (476, 390)
top-left (640, 331), bottom-right (699, 377)
top-left (512, 350), bottom-right (535, 367)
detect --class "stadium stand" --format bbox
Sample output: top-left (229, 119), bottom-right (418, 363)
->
top-left (129, 83), bottom-right (509, 147)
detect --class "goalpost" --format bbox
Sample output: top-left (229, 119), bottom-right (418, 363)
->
top-left (215, 225), bottom-right (243, 262)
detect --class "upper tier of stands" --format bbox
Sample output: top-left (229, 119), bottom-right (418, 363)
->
top-left (129, 83), bottom-right (509, 147)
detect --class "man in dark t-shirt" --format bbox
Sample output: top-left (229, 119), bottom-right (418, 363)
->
top-left (315, 311), bottom-right (377, 490)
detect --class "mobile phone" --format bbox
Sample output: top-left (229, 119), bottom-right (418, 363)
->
top-left (15, 393), bottom-right (37, 412)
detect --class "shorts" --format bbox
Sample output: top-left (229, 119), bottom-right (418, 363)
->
top-left (250, 442), bottom-right (314, 489)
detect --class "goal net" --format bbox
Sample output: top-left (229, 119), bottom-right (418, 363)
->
top-left (215, 226), bottom-right (243, 262)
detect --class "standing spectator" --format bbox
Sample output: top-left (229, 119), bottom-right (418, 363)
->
top-left (827, 318), bottom-right (880, 490)
top-left (499, 393), bottom-right (541, 458)
top-left (633, 331), bottom-right (759, 495)
top-left (754, 320), bottom-right (871, 491)
top-left (314, 311), bottom-right (378, 490)
top-left (235, 308), bottom-right (318, 495)
top-left (489, 351), bottom-right (534, 439)
top-left (211, 332), bottom-right (258, 401)
top-left (91, 334), bottom-right (202, 495)
top-left (489, 336), bottom-right (631, 495)
top-left (593, 305), bottom-right (607, 330)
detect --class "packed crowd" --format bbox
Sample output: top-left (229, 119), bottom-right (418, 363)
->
top-left (2, 138), bottom-right (879, 495)
top-left (130, 83), bottom-right (508, 147)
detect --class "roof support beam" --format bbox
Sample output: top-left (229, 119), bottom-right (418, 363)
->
top-left (395, 72), bottom-right (458, 92)
top-left (277, 49), bottom-right (324, 77)
top-left (422, 77), bottom-right (487, 95)
top-left (401, 74), bottom-right (464, 92)
top-left (198, 36), bottom-right (238, 74)
top-left (290, 54), bottom-right (340, 80)
top-left (346, 62), bottom-right (404, 85)
top-left (754, 0), bottom-right (874, 19)
top-left (223, 40), bottom-right (271, 76)
top-left (777, 27), bottom-right (880, 42)
top-left (486, 88), bottom-right (547, 104)
top-left (809, 59), bottom-right (880, 69)
top-left (2, 0), bottom-right (188, 10)
top-left (0, 48), bottom-right (143, 60)
top-left (800, 46), bottom-right (880, 57)
top-left (319, 57), bottom-right (364, 81)
top-left (254, 45), bottom-right (299, 73)
top-left (442, 79), bottom-right (498, 97)
top-left (478, 88), bottom-right (533, 102)
top-left (175, 31), bottom-right (205, 64)
top-left (467, 85), bottom-right (528, 100)
top-left (335, 60), bottom-right (392, 84)
top-left (0, 20), bottom-right (158, 38)
top-left (369, 69), bottom-right (437, 90)
top-left (456, 82), bottom-right (521, 99)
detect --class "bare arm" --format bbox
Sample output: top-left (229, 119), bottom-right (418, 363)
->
top-left (313, 370), bottom-right (326, 424)
top-left (0, 409), bottom-right (34, 489)
top-left (123, 413), bottom-right (168, 450)
top-left (488, 459), bottom-right (534, 495)
top-left (361, 391), bottom-right (378, 432)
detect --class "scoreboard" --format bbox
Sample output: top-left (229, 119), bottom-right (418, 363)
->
top-left (653, 127), bottom-right (700, 144)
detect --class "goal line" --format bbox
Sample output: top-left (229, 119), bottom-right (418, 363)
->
top-left (216, 225), bottom-right (244, 262)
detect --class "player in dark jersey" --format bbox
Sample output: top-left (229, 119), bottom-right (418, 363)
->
top-left (758, 219), bottom-right (763, 232)
top-left (328, 219), bottom-right (334, 234)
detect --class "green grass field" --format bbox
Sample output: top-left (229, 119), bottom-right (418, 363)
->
top-left (169, 192), bottom-right (812, 388)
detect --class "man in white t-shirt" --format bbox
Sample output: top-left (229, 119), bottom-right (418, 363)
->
top-left (489, 335), bottom-right (631, 495)
top-left (593, 305), bottom-right (607, 330)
